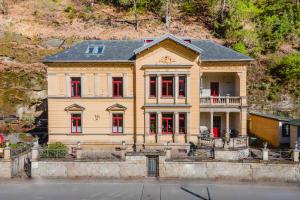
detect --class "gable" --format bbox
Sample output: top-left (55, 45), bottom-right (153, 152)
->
top-left (65, 104), bottom-right (85, 111)
top-left (106, 103), bottom-right (127, 111)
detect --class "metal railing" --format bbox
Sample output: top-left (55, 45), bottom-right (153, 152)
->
top-left (198, 136), bottom-right (248, 148)
top-left (11, 144), bottom-right (33, 158)
top-left (39, 149), bottom-right (68, 159)
top-left (200, 96), bottom-right (242, 106)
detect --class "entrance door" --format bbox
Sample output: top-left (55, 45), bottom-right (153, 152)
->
top-left (210, 82), bottom-right (219, 96)
top-left (147, 156), bottom-right (159, 177)
top-left (213, 116), bottom-right (221, 138)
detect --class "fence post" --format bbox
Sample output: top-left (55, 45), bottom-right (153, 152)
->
top-left (293, 142), bottom-right (299, 162)
top-left (31, 140), bottom-right (40, 161)
top-left (4, 144), bottom-right (11, 160)
top-left (76, 141), bottom-right (82, 160)
top-left (120, 146), bottom-right (127, 160)
top-left (262, 142), bottom-right (269, 161)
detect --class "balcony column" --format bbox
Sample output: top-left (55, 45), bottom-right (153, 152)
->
top-left (240, 108), bottom-right (247, 136)
top-left (237, 72), bottom-right (247, 105)
top-left (174, 75), bottom-right (179, 104)
top-left (210, 111), bottom-right (214, 138)
top-left (186, 112), bottom-right (191, 142)
top-left (145, 74), bottom-right (149, 101)
top-left (174, 112), bottom-right (179, 143)
top-left (157, 112), bottom-right (162, 143)
top-left (145, 112), bottom-right (150, 143)
top-left (226, 111), bottom-right (230, 134)
top-left (186, 74), bottom-right (191, 104)
top-left (157, 75), bottom-right (162, 104)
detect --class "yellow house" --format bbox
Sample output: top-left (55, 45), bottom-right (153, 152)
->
top-left (289, 119), bottom-right (300, 148)
top-left (248, 112), bottom-right (291, 147)
top-left (43, 34), bottom-right (253, 151)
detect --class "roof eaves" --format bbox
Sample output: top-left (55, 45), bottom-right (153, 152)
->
top-left (134, 33), bottom-right (203, 55)
top-left (288, 119), bottom-right (300, 126)
top-left (42, 60), bottom-right (134, 63)
top-left (202, 58), bottom-right (254, 62)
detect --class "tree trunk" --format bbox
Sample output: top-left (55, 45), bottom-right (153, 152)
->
top-left (165, 0), bottom-right (171, 28)
top-left (133, 0), bottom-right (138, 31)
top-left (221, 0), bottom-right (226, 22)
top-left (0, 0), bottom-right (8, 15)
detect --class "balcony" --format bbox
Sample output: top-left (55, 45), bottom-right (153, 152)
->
top-left (200, 96), bottom-right (244, 106)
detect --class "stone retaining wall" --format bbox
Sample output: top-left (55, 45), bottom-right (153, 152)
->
top-left (31, 156), bottom-right (300, 183)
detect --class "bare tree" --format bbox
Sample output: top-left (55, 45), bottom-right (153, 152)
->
top-left (0, 0), bottom-right (8, 15)
top-left (165, 0), bottom-right (172, 28)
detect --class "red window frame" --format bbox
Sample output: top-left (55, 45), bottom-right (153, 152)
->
top-left (179, 76), bottom-right (186, 97)
top-left (71, 77), bottom-right (81, 98)
top-left (112, 77), bottom-right (123, 97)
top-left (162, 113), bottom-right (174, 134)
top-left (149, 113), bottom-right (157, 134)
top-left (112, 113), bottom-right (123, 133)
top-left (179, 113), bottom-right (186, 134)
top-left (149, 76), bottom-right (157, 97)
top-left (71, 113), bottom-right (82, 133)
top-left (161, 76), bottom-right (174, 97)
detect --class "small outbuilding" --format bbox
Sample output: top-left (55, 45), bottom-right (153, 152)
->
top-left (288, 119), bottom-right (300, 148)
top-left (248, 112), bottom-right (291, 147)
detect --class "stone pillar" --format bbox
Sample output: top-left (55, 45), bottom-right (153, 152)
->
top-left (186, 112), bottom-right (191, 143)
top-left (76, 141), bottom-right (82, 160)
top-left (165, 147), bottom-right (172, 160)
top-left (210, 111), bottom-right (214, 138)
top-left (145, 74), bottom-right (149, 101)
top-left (80, 73), bottom-right (85, 97)
top-left (107, 73), bottom-right (112, 97)
top-left (120, 146), bottom-right (127, 160)
top-left (31, 141), bottom-right (40, 161)
top-left (293, 142), bottom-right (299, 162)
top-left (145, 112), bottom-right (150, 143)
top-left (240, 108), bottom-right (247, 136)
top-left (157, 112), bottom-right (162, 143)
top-left (226, 111), bottom-right (230, 134)
top-left (237, 72), bottom-right (247, 105)
top-left (174, 75), bottom-right (179, 104)
top-left (94, 73), bottom-right (100, 96)
top-left (65, 73), bottom-right (70, 97)
top-left (4, 146), bottom-right (11, 160)
top-left (186, 75), bottom-right (191, 104)
top-left (174, 112), bottom-right (179, 143)
top-left (262, 143), bottom-right (269, 161)
top-left (157, 75), bottom-right (162, 104)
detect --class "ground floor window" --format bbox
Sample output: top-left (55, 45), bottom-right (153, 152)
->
top-left (162, 113), bottom-right (174, 134)
top-left (112, 113), bottom-right (123, 133)
top-left (150, 113), bottom-right (157, 134)
top-left (71, 113), bottom-right (82, 133)
top-left (281, 123), bottom-right (290, 137)
top-left (179, 113), bottom-right (186, 134)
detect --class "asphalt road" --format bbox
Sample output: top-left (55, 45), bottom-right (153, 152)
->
top-left (0, 179), bottom-right (299, 200)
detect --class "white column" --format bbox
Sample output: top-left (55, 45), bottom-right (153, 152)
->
top-left (186, 112), bottom-right (191, 142)
top-left (123, 73), bottom-right (128, 97)
top-left (174, 112), bottom-right (179, 143)
top-left (226, 111), bottom-right (230, 134)
top-left (157, 75), bottom-right (162, 104)
top-left (145, 75), bottom-right (149, 101)
top-left (157, 112), bottom-right (162, 143)
top-left (107, 73), bottom-right (112, 97)
top-left (145, 112), bottom-right (150, 143)
top-left (94, 73), bottom-right (100, 96)
top-left (80, 73), bottom-right (85, 97)
top-left (210, 111), bottom-right (214, 138)
top-left (186, 75), bottom-right (191, 104)
top-left (65, 73), bottom-right (70, 97)
top-left (174, 75), bottom-right (179, 104)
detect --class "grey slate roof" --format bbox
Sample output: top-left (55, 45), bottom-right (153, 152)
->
top-left (43, 34), bottom-right (253, 63)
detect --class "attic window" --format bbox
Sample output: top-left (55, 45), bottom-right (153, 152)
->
top-left (86, 45), bottom-right (104, 54)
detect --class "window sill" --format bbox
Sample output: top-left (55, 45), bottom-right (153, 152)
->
top-left (161, 96), bottom-right (174, 99)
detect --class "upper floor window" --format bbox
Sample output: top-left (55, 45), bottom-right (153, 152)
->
top-left (112, 113), bottom-right (123, 133)
top-left (71, 113), bottom-right (82, 133)
top-left (179, 76), bottom-right (186, 97)
top-left (149, 76), bottom-right (157, 97)
top-left (179, 113), bottom-right (186, 134)
top-left (162, 113), bottom-right (174, 134)
top-left (162, 76), bottom-right (173, 97)
top-left (150, 113), bottom-right (157, 134)
top-left (112, 77), bottom-right (123, 97)
top-left (71, 77), bottom-right (81, 98)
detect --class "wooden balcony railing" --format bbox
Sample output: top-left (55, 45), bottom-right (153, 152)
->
top-left (200, 96), bottom-right (245, 106)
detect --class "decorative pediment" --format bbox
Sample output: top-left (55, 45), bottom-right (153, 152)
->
top-left (106, 103), bottom-right (127, 111)
top-left (64, 104), bottom-right (85, 111)
top-left (157, 55), bottom-right (176, 64)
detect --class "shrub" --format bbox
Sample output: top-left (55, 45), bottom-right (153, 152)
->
top-left (232, 42), bottom-right (249, 55)
top-left (42, 142), bottom-right (68, 158)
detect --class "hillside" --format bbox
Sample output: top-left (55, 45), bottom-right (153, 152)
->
top-left (0, 0), bottom-right (299, 120)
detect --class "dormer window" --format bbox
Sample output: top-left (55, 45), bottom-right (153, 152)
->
top-left (85, 45), bottom-right (104, 54)
top-left (183, 39), bottom-right (191, 43)
top-left (144, 39), bottom-right (154, 45)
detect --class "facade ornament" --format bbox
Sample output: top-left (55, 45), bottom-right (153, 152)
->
top-left (157, 56), bottom-right (176, 64)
